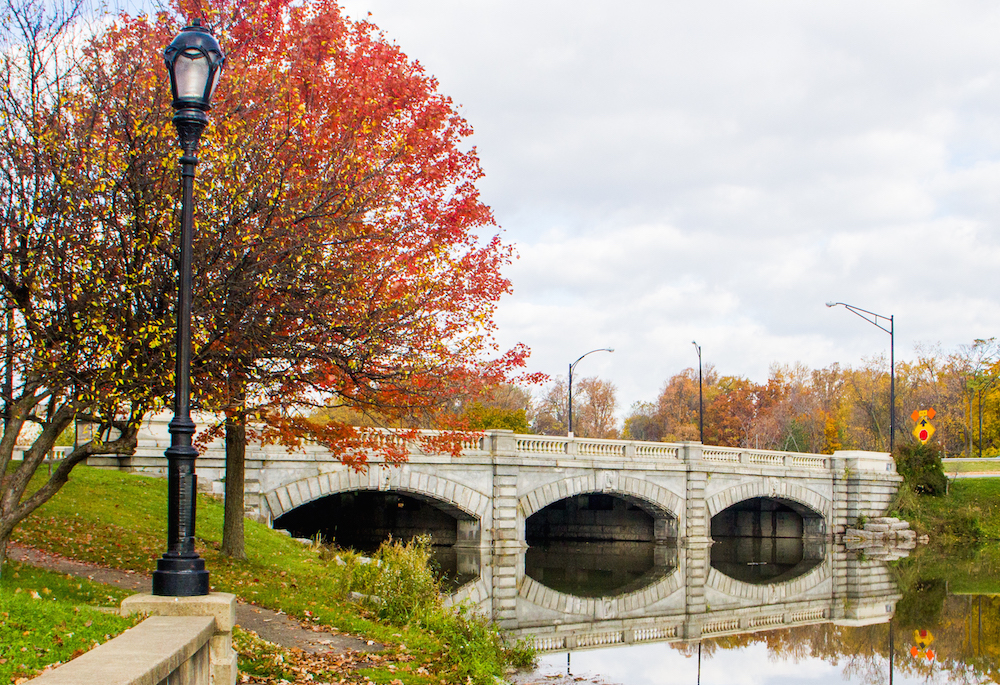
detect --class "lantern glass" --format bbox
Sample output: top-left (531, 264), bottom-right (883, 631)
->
top-left (173, 48), bottom-right (211, 101)
top-left (208, 65), bottom-right (222, 101)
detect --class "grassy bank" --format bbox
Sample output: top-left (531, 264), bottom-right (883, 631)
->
top-left (888, 477), bottom-right (1000, 543)
top-left (0, 564), bottom-right (140, 683)
top-left (943, 460), bottom-right (1000, 473)
top-left (4, 466), bottom-right (532, 684)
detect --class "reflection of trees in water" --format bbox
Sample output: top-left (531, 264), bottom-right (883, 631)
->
top-left (668, 596), bottom-right (1000, 685)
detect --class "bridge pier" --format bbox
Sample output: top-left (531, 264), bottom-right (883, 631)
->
top-left (491, 463), bottom-right (524, 551)
top-left (455, 519), bottom-right (482, 547)
top-left (682, 442), bottom-right (710, 544)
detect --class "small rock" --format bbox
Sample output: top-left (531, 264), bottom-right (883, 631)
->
top-left (863, 523), bottom-right (890, 533)
top-left (348, 591), bottom-right (384, 605)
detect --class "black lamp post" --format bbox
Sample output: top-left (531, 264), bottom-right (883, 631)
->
top-left (692, 341), bottom-right (703, 443)
top-left (826, 301), bottom-right (895, 454)
top-left (152, 19), bottom-right (225, 597)
top-left (568, 347), bottom-right (613, 436)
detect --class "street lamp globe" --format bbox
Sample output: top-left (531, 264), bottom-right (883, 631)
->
top-left (164, 19), bottom-right (225, 111)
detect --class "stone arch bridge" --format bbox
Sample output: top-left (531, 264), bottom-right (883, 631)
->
top-left (94, 418), bottom-right (901, 550)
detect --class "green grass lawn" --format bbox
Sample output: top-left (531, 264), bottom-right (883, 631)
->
top-left (0, 564), bottom-right (141, 683)
top-left (6, 466), bottom-right (531, 684)
top-left (943, 461), bottom-right (1000, 473)
top-left (889, 477), bottom-right (1000, 542)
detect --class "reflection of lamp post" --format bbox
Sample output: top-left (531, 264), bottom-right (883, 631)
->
top-left (692, 341), bottom-right (703, 443)
top-left (152, 19), bottom-right (225, 597)
top-left (697, 641), bottom-right (702, 685)
top-left (568, 348), bottom-right (614, 436)
top-left (827, 302), bottom-right (895, 453)
top-left (889, 619), bottom-right (894, 685)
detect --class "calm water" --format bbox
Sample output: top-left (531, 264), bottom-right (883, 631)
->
top-left (438, 541), bottom-right (1000, 685)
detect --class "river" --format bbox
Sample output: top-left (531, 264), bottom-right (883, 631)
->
top-left (436, 540), bottom-right (1000, 685)
top-left (276, 491), bottom-right (1000, 683)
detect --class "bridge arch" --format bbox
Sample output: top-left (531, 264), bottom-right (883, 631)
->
top-left (706, 558), bottom-right (832, 603)
top-left (518, 474), bottom-right (682, 521)
top-left (517, 570), bottom-right (682, 620)
top-left (264, 468), bottom-right (491, 522)
top-left (705, 479), bottom-right (830, 521)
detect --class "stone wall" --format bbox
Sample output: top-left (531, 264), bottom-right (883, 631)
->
top-left (87, 416), bottom-right (902, 550)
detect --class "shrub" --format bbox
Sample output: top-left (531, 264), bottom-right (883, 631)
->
top-left (329, 536), bottom-right (536, 681)
top-left (329, 536), bottom-right (443, 624)
top-left (894, 442), bottom-right (948, 496)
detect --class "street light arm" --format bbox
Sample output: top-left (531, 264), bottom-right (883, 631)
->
top-left (570, 347), bottom-right (614, 375)
top-left (826, 302), bottom-right (892, 335)
top-left (567, 347), bottom-right (613, 437)
top-left (827, 300), bottom-right (896, 454)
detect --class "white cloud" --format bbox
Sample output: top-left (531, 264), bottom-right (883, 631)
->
top-left (341, 0), bottom-right (1000, 418)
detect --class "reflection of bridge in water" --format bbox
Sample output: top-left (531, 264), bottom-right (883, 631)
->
top-left (448, 542), bottom-right (901, 652)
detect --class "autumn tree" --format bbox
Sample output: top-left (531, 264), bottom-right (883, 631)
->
top-left (0, 0), bottom-right (528, 564)
top-left (530, 376), bottom-right (618, 438)
top-left (531, 378), bottom-right (568, 436)
top-left (88, 0), bottom-right (528, 559)
top-left (842, 357), bottom-right (892, 452)
top-left (0, 0), bottom-right (177, 568)
top-left (572, 377), bottom-right (619, 438)
top-left (623, 366), bottom-right (718, 442)
top-left (954, 339), bottom-right (1000, 457)
top-left (451, 384), bottom-right (534, 432)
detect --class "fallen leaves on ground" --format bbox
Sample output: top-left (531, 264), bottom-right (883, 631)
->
top-left (237, 628), bottom-right (412, 685)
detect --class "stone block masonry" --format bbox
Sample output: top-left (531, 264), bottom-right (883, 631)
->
top-left (91, 417), bottom-right (902, 552)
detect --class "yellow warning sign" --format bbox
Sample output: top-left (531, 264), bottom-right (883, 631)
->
top-left (911, 409), bottom-right (936, 444)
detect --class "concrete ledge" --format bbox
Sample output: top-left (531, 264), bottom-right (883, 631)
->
top-left (29, 616), bottom-right (214, 685)
top-left (121, 592), bottom-right (236, 631)
top-left (121, 593), bottom-right (238, 685)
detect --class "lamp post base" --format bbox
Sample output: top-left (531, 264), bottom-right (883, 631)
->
top-left (152, 555), bottom-right (210, 596)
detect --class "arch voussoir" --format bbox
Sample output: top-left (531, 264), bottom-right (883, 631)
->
top-left (264, 468), bottom-right (489, 521)
top-left (705, 480), bottom-right (830, 519)
top-left (519, 475), bottom-right (682, 520)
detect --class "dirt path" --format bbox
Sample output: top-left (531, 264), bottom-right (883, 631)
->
top-left (9, 543), bottom-right (381, 655)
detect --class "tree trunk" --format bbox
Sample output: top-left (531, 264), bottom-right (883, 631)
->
top-left (221, 413), bottom-right (247, 560)
top-left (0, 533), bottom-right (8, 575)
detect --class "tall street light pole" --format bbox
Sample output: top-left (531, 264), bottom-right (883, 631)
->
top-left (692, 341), bottom-right (703, 443)
top-left (568, 348), bottom-right (614, 436)
top-left (153, 19), bottom-right (225, 597)
top-left (826, 301), bottom-right (895, 454)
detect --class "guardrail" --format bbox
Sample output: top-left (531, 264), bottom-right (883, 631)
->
top-left (525, 606), bottom-right (833, 652)
top-left (507, 437), bottom-right (832, 470)
top-left (115, 414), bottom-right (888, 473)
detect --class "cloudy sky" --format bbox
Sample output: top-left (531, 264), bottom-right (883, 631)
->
top-left (337, 1), bottom-right (1000, 413)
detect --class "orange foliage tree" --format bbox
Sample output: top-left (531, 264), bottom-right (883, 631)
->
top-left (2, 0), bottom-right (529, 561)
top-left (0, 0), bottom-right (178, 568)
